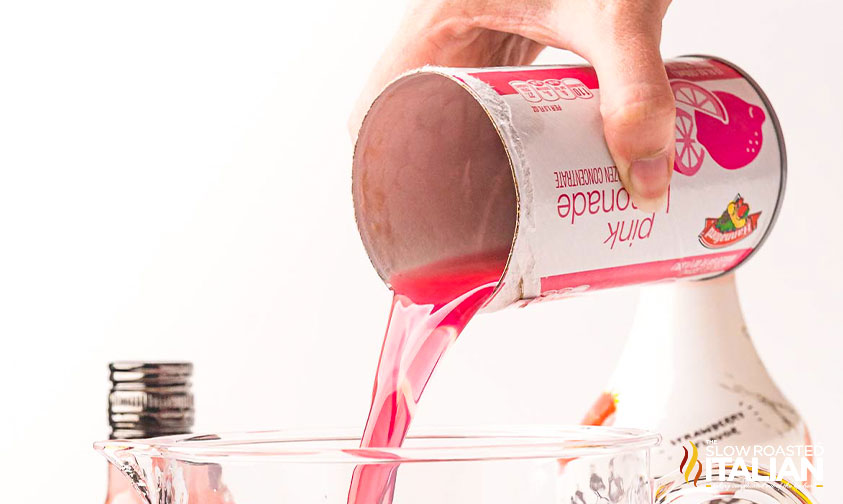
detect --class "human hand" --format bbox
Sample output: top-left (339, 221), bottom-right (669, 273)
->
top-left (351, 0), bottom-right (675, 210)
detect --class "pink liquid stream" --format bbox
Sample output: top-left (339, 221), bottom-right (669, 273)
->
top-left (347, 252), bottom-right (506, 504)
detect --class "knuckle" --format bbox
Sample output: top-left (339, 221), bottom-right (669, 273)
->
top-left (588, 0), bottom-right (668, 44)
top-left (591, 0), bottom-right (670, 20)
top-left (601, 84), bottom-right (675, 131)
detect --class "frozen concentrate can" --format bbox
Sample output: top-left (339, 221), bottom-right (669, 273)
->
top-left (352, 56), bottom-right (785, 311)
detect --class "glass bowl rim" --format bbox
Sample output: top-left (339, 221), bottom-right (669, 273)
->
top-left (94, 425), bottom-right (661, 464)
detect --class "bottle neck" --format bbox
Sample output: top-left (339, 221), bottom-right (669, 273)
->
top-left (108, 361), bottom-right (194, 440)
top-left (671, 273), bottom-right (744, 333)
top-left (610, 273), bottom-right (774, 387)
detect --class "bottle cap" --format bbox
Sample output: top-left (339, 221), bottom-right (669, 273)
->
top-left (108, 361), bottom-right (194, 439)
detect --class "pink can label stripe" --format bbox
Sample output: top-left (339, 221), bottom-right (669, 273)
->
top-left (540, 248), bottom-right (753, 293)
top-left (665, 59), bottom-right (742, 82)
top-left (468, 67), bottom-right (599, 96)
top-left (469, 59), bottom-right (741, 97)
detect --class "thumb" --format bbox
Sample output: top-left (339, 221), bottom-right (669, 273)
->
top-left (587, 23), bottom-right (675, 211)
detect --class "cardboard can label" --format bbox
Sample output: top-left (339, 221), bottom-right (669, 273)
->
top-left (352, 56), bottom-right (785, 311)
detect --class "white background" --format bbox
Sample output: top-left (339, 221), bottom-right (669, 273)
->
top-left (0, 0), bottom-right (840, 502)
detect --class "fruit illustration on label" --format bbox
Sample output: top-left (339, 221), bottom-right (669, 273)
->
top-left (670, 80), bottom-right (766, 174)
top-left (715, 196), bottom-right (751, 232)
top-left (672, 80), bottom-right (728, 121)
top-left (695, 91), bottom-right (766, 169)
top-left (671, 80), bottom-right (725, 175)
top-left (699, 194), bottom-right (761, 249)
top-left (674, 108), bottom-right (705, 175)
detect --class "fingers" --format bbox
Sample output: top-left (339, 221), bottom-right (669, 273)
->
top-left (348, 7), bottom-right (545, 142)
top-left (580, 3), bottom-right (675, 211)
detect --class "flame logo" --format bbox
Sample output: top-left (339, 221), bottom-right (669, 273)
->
top-left (679, 441), bottom-right (703, 487)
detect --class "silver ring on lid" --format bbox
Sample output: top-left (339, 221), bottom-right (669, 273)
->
top-left (108, 361), bottom-right (194, 440)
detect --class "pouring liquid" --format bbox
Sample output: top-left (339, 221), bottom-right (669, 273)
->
top-left (347, 252), bottom-right (506, 504)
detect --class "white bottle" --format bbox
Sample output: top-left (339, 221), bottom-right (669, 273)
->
top-left (583, 273), bottom-right (810, 479)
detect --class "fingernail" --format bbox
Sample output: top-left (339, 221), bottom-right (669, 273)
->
top-left (630, 154), bottom-right (670, 202)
